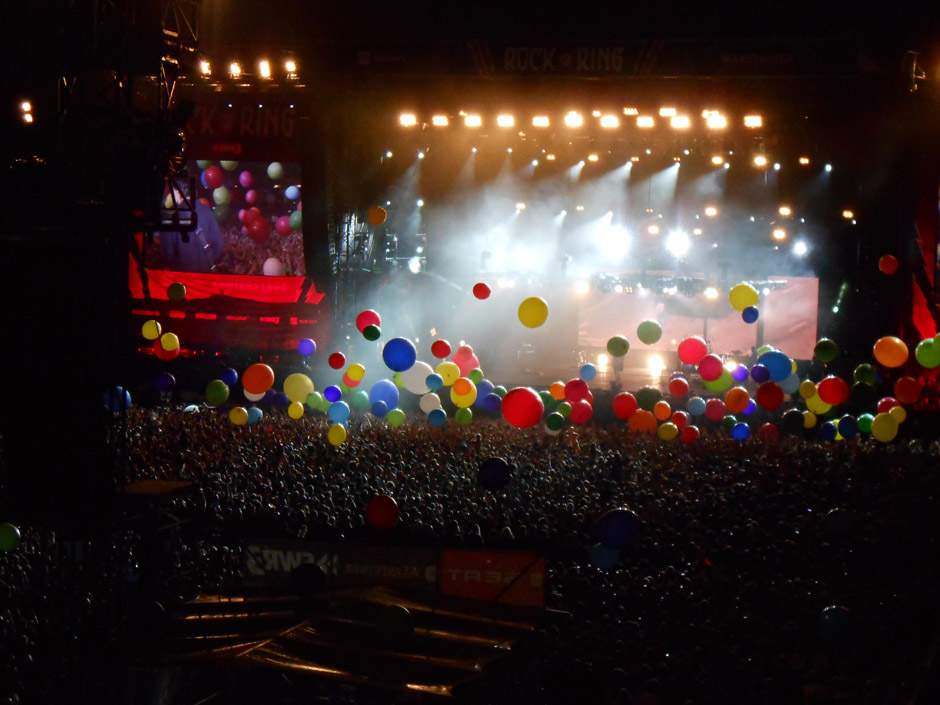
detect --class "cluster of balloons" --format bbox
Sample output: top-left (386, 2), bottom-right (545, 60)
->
top-left (729, 282), bottom-right (760, 324)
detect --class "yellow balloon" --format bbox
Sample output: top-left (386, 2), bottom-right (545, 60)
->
top-left (435, 361), bottom-right (460, 386)
top-left (288, 401), bottom-right (305, 419)
top-left (327, 423), bottom-right (347, 446)
top-left (141, 319), bottom-right (162, 340)
top-left (871, 412), bottom-right (899, 442)
top-left (160, 332), bottom-right (180, 351)
top-left (802, 411), bottom-right (817, 428)
top-left (450, 383), bottom-right (478, 409)
top-left (728, 283), bottom-right (758, 312)
top-left (791, 359), bottom-right (798, 373)
top-left (888, 404), bottom-right (907, 424)
top-left (805, 394), bottom-right (832, 415)
top-left (347, 363), bottom-right (366, 382)
top-left (228, 407), bottom-right (248, 425)
top-left (799, 380), bottom-right (818, 399)
top-left (518, 296), bottom-right (549, 328)
top-left (657, 422), bottom-right (679, 440)
top-left (284, 373), bottom-right (314, 403)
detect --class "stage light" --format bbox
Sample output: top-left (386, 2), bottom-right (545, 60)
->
top-left (744, 115), bottom-right (763, 128)
top-left (199, 60), bottom-right (211, 76)
top-left (637, 116), bottom-right (655, 128)
top-left (600, 115), bottom-right (619, 128)
top-left (842, 209), bottom-right (854, 219)
top-left (417, 151), bottom-right (425, 159)
top-left (666, 230), bottom-right (691, 257)
top-left (647, 224), bottom-right (660, 235)
top-left (705, 113), bottom-right (727, 129)
top-left (516, 202), bottom-right (526, 210)
top-left (753, 155), bottom-right (768, 167)
top-left (623, 107), bottom-right (638, 115)
top-left (631, 155), bottom-right (640, 162)
top-left (773, 163), bottom-right (781, 170)
top-left (465, 114), bottom-right (482, 127)
top-left (793, 241), bottom-right (808, 256)
top-left (385, 151), bottom-right (393, 158)
top-left (400, 113), bottom-right (417, 127)
top-left (408, 257), bottom-right (422, 274)
top-left (723, 360), bottom-right (738, 373)
top-left (671, 116), bottom-right (691, 129)
top-left (597, 353), bottom-right (609, 371)
top-left (723, 162), bottom-right (730, 169)
top-left (659, 107), bottom-right (677, 117)
top-left (416, 246), bottom-right (424, 253)
top-left (23, 113), bottom-right (33, 124)
top-left (648, 355), bottom-right (665, 376)
top-left (711, 155), bottom-right (724, 165)
top-left (497, 278), bottom-right (516, 289)
top-left (575, 280), bottom-right (590, 295)
top-left (564, 111), bottom-right (583, 127)
top-left (779, 205), bottom-right (791, 216)
top-left (531, 159), bottom-right (538, 166)
top-left (471, 147), bottom-right (477, 153)
top-left (825, 163), bottom-right (832, 172)
top-left (773, 228), bottom-right (786, 241)
top-left (417, 199), bottom-right (424, 206)
top-left (704, 206), bottom-right (718, 217)
top-left (546, 154), bottom-right (556, 160)
top-left (20, 101), bottom-right (31, 112)
top-left (588, 154), bottom-right (599, 162)
top-left (229, 62), bottom-right (242, 78)
top-left (432, 115), bottom-right (448, 126)
top-left (614, 284), bottom-right (623, 293)
top-left (704, 287), bottom-right (719, 299)
top-left (497, 114), bottom-right (515, 127)
top-left (692, 228), bottom-right (703, 235)
top-left (532, 115), bottom-right (550, 127)
top-left (576, 205), bottom-right (585, 211)
top-left (799, 157), bottom-right (810, 165)
top-left (592, 110), bottom-right (601, 117)
top-left (259, 60), bottom-right (271, 79)
top-left (507, 147), bottom-right (513, 153)
top-left (285, 59), bottom-right (297, 75)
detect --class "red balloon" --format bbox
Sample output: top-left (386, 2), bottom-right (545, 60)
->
top-left (698, 354), bottom-right (723, 382)
top-left (564, 378), bottom-right (590, 403)
top-left (894, 377), bottom-right (923, 405)
top-left (356, 309), bottom-right (381, 333)
top-left (878, 254), bottom-right (898, 275)
top-left (243, 363), bottom-right (275, 395)
top-left (671, 411), bottom-right (689, 429)
top-left (668, 376), bottom-right (690, 397)
top-left (705, 398), bottom-right (726, 422)
top-left (585, 391), bottom-right (594, 406)
top-left (244, 207), bottom-right (262, 223)
top-left (877, 396), bottom-right (900, 413)
top-left (678, 336), bottom-right (708, 365)
top-left (472, 282), bottom-right (491, 300)
top-left (757, 423), bottom-right (781, 442)
top-left (203, 165), bottom-right (224, 189)
top-left (569, 400), bottom-right (594, 424)
top-left (431, 339), bottom-right (452, 359)
top-left (342, 372), bottom-right (360, 388)
top-left (328, 352), bottom-right (346, 370)
top-left (817, 376), bottom-right (850, 405)
top-left (275, 215), bottom-right (293, 236)
top-left (500, 387), bottom-right (545, 428)
top-left (366, 495), bottom-right (399, 530)
top-left (153, 337), bottom-right (179, 361)
top-left (681, 425), bottom-right (700, 443)
top-left (756, 382), bottom-right (785, 411)
top-left (612, 392), bottom-right (638, 419)
top-left (247, 217), bottom-right (270, 243)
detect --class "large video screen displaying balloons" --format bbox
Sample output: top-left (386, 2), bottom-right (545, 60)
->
top-left (146, 159), bottom-right (305, 276)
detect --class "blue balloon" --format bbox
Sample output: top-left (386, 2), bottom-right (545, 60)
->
top-left (246, 407), bottom-right (263, 425)
top-left (273, 392), bottom-right (290, 408)
top-left (369, 379), bottom-right (399, 409)
top-left (594, 508), bottom-right (642, 550)
top-left (154, 373), bottom-right (175, 392)
top-left (425, 374), bottom-right (444, 391)
top-left (580, 364), bottom-right (597, 381)
top-left (732, 364), bottom-right (749, 382)
top-left (428, 408), bottom-right (447, 426)
top-left (262, 389), bottom-right (279, 405)
top-left (324, 385), bottom-right (342, 403)
top-left (105, 386), bottom-right (132, 412)
top-left (383, 337), bottom-right (417, 372)
top-left (200, 171), bottom-right (208, 188)
top-left (591, 543), bottom-right (620, 570)
top-left (742, 399), bottom-right (757, 416)
top-left (687, 396), bottom-right (706, 416)
top-left (742, 306), bottom-right (759, 324)
top-left (371, 400), bottom-right (389, 418)
top-left (328, 401), bottom-right (351, 424)
top-left (474, 380), bottom-right (495, 407)
top-left (750, 364), bottom-right (770, 383)
top-left (297, 338), bottom-right (316, 357)
top-left (731, 422), bottom-right (751, 441)
top-left (221, 367), bottom-right (238, 386)
top-left (285, 185), bottom-right (300, 200)
top-left (482, 393), bottom-right (502, 412)
top-left (838, 415), bottom-right (858, 439)
top-left (819, 421), bottom-right (838, 441)
top-left (757, 350), bottom-right (792, 382)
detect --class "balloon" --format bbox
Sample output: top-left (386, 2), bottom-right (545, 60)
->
top-left (428, 408), bottom-right (447, 426)
top-left (803, 411), bottom-right (818, 429)
top-left (267, 161), bottom-right (284, 180)
top-left (419, 393), bottom-right (442, 414)
top-left (349, 390), bottom-right (371, 411)
top-left (482, 393), bottom-right (502, 412)
top-left (430, 340), bottom-right (451, 359)
top-left (857, 413), bottom-right (874, 433)
top-left (741, 306), bottom-right (759, 324)
top-left (289, 210), bottom-right (302, 231)
top-left (356, 309), bottom-right (381, 333)
top-left (160, 332), bottom-right (180, 351)
top-left (756, 382), bottom-right (784, 411)
top-left (873, 336), bottom-right (908, 368)
top-left (206, 380), bottom-right (230, 406)
top-left (283, 373), bottom-right (314, 403)
top-left (501, 387), bottom-right (545, 428)
top-left (591, 543), bottom-right (620, 570)
top-left (893, 377), bottom-right (922, 405)
top-left (203, 165), bottom-right (224, 189)
top-left (275, 215), bottom-right (293, 236)
top-left (287, 401), bottom-right (305, 419)
top-left (0, 523), bottom-right (21, 552)
top-left (105, 386), bottom-right (132, 412)
top-left (837, 415), bottom-right (858, 439)
top-left (184, 404), bottom-right (200, 413)
top-left (817, 376), bottom-right (849, 405)
top-left (742, 399), bottom-right (757, 416)
top-left (681, 425), bottom-right (700, 443)
top-left (607, 335), bottom-right (630, 357)
top-left (914, 338), bottom-right (940, 368)
top-left (629, 409), bottom-right (657, 433)
top-left (870, 412), bottom-right (899, 442)
top-left (243, 363), bottom-right (275, 395)
top-left (703, 369), bottom-right (734, 393)
top-left (594, 508), bottom-right (642, 550)
top-left (245, 389), bottom-right (265, 402)
top-left (324, 385), bottom-right (342, 403)
top-left (296, 338), bottom-right (316, 357)
top-left (780, 372), bottom-right (801, 395)
top-left (564, 378), bottom-right (590, 404)
top-left (518, 296), bottom-right (549, 328)
top-left (434, 361), bottom-right (460, 386)
top-left (731, 364), bottom-right (749, 382)
top-left (814, 338), bottom-right (839, 363)
top-left (141, 319), bottom-right (162, 340)
top-left (878, 254), bottom-right (898, 274)
top-left (657, 422), bottom-right (679, 441)
top-left (853, 363), bottom-right (876, 385)
top-left (263, 257), bottom-right (284, 276)
top-left (401, 361), bottom-right (435, 395)
top-left (750, 364), bottom-right (770, 383)
top-left (634, 386), bottom-right (662, 411)
top-left (238, 170), bottom-right (254, 188)
top-left (455, 407), bottom-right (473, 424)
top-left (636, 320), bottom-right (662, 345)
top-left (724, 387), bottom-right (750, 414)
top-left (687, 396), bottom-right (706, 416)
top-left (472, 282), bottom-right (491, 300)
top-left (799, 380), bottom-right (817, 399)
top-left (731, 422), bottom-right (751, 441)
top-left (468, 368), bottom-right (484, 385)
top-left (612, 393), bottom-right (638, 419)
top-left (328, 352), bottom-right (346, 370)
top-left (250, 220), bottom-right (272, 245)
top-left (782, 409), bottom-right (804, 434)
top-left (479, 458), bottom-right (512, 490)
top-left (383, 338), bottom-right (418, 372)
top-left (888, 404), bottom-right (907, 424)
top-left (450, 345), bottom-right (481, 377)
top-left (580, 364), bottom-right (597, 381)
top-left (705, 398), bottom-right (726, 421)
top-left (369, 379), bottom-right (400, 410)
top-left (678, 336), bottom-right (708, 365)
top-left (570, 400), bottom-right (593, 424)
top-left (729, 283), bottom-right (758, 311)
top-left (220, 160), bottom-right (239, 171)
top-left (344, 363), bottom-right (364, 382)
top-left (545, 412), bottom-right (565, 431)
top-left (818, 421), bottom-right (838, 441)
top-left (245, 189), bottom-right (258, 205)
top-left (721, 414), bottom-right (738, 432)
top-left (167, 282), bottom-right (186, 302)
top-left (213, 186), bottom-right (231, 206)
top-left (154, 372), bottom-right (175, 392)
top-left (671, 411), bottom-right (689, 428)
top-left (425, 374), bottom-right (443, 391)
top-left (285, 185), bottom-right (300, 201)
top-left (653, 400), bottom-right (672, 421)
top-left (698, 354), bottom-right (723, 382)
top-left (328, 401), bottom-right (351, 424)
top-left (757, 350), bottom-right (792, 382)
top-left (668, 376), bottom-right (690, 397)
top-left (327, 423), bottom-right (347, 446)
top-left (806, 393), bottom-right (832, 415)
top-left (386, 408), bottom-right (406, 427)
top-left (367, 205), bottom-right (387, 226)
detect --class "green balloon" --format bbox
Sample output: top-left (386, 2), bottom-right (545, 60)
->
top-left (455, 407), bottom-right (473, 425)
top-left (167, 282), bottom-right (186, 302)
top-left (721, 414), bottom-right (738, 432)
top-left (213, 203), bottom-right (230, 221)
top-left (556, 401), bottom-right (572, 418)
top-left (538, 390), bottom-right (554, 409)
top-left (196, 160), bottom-right (212, 169)
top-left (386, 409), bottom-right (406, 427)
top-left (545, 412), bottom-right (565, 431)
top-left (493, 386), bottom-right (507, 398)
top-left (220, 160), bottom-right (239, 171)
top-left (393, 372), bottom-right (405, 388)
top-left (857, 413), bottom-right (874, 433)
top-left (267, 161), bottom-right (284, 181)
top-left (756, 344), bottom-right (775, 357)
top-left (289, 209), bottom-right (302, 231)
top-left (306, 392), bottom-right (325, 411)
top-left (363, 324), bottom-right (381, 341)
top-left (636, 320), bottom-right (663, 346)
top-left (814, 338), bottom-right (839, 363)
top-left (634, 386), bottom-right (662, 411)
top-left (468, 368), bottom-right (484, 384)
top-left (853, 363), bottom-right (877, 385)
top-left (915, 338), bottom-right (940, 369)
top-left (205, 379), bottom-right (230, 406)
top-left (340, 383), bottom-right (352, 394)
top-left (350, 390), bottom-right (370, 411)
top-left (213, 186), bottom-right (231, 205)
top-left (0, 523), bottom-right (21, 552)
top-left (703, 369), bottom-right (734, 393)
top-left (607, 335), bottom-right (630, 357)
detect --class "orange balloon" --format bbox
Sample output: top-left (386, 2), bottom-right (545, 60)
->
top-left (653, 400), bottom-right (672, 421)
top-left (878, 255), bottom-right (898, 275)
top-left (894, 376), bottom-right (923, 405)
top-left (724, 386), bottom-right (751, 414)
top-left (367, 206), bottom-right (387, 226)
top-left (453, 377), bottom-right (472, 396)
top-left (549, 381), bottom-right (566, 400)
top-left (243, 363), bottom-right (275, 395)
top-left (629, 409), bottom-right (657, 434)
top-left (873, 336), bottom-right (909, 368)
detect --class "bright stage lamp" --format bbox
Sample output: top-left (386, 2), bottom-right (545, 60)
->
top-left (659, 107), bottom-right (677, 117)
top-left (704, 287), bottom-right (719, 300)
top-left (779, 205), bottom-right (792, 216)
top-left (229, 62), bottom-right (241, 78)
top-left (670, 116), bottom-right (691, 129)
top-left (705, 112), bottom-right (727, 129)
top-left (564, 112), bottom-right (583, 128)
top-left (704, 206), bottom-right (718, 217)
top-left (575, 280), bottom-right (590, 295)
top-left (259, 60), bottom-right (271, 79)
top-left (600, 115), bottom-right (619, 128)
top-left (21, 101), bottom-right (31, 112)
top-left (648, 355), bottom-right (665, 376)
top-left (799, 157), bottom-right (810, 165)
top-left (285, 60), bottom-right (297, 74)
top-left (744, 115), bottom-right (763, 128)
top-left (666, 230), bottom-right (691, 257)
top-left (773, 228), bottom-right (787, 241)
top-left (465, 115), bottom-right (482, 127)
top-left (711, 155), bottom-right (724, 165)
top-left (842, 210), bottom-right (854, 219)
top-left (497, 115), bottom-right (514, 127)
top-left (199, 60), bottom-right (211, 76)
top-left (793, 241), bottom-right (808, 256)
top-left (23, 113), bottom-right (33, 123)
top-left (647, 224), bottom-right (660, 235)
top-left (432, 115), bottom-right (448, 126)
top-left (400, 113), bottom-right (417, 127)
top-left (532, 116), bottom-right (550, 127)
top-left (587, 154), bottom-right (599, 162)
top-left (753, 155), bottom-right (768, 167)
top-left (636, 116), bottom-right (655, 128)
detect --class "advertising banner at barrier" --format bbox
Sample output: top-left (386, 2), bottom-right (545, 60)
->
top-left (439, 549), bottom-right (545, 608)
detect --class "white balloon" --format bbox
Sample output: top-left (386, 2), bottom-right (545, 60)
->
top-left (418, 392), bottom-right (442, 414)
top-left (244, 389), bottom-right (265, 402)
top-left (401, 360), bottom-right (434, 395)
top-left (263, 257), bottom-right (284, 276)
top-left (544, 424), bottom-right (562, 437)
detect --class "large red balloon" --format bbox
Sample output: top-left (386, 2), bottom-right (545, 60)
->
top-left (668, 376), bottom-right (690, 397)
top-left (678, 336), bottom-right (708, 365)
top-left (431, 339), bottom-right (452, 359)
top-left (817, 376), bottom-right (850, 405)
top-left (705, 398), bottom-right (726, 421)
top-left (894, 377), bottom-right (923, 405)
top-left (756, 382), bottom-right (784, 411)
top-left (203, 165), bottom-right (224, 189)
top-left (564, 378), bottom-right (590, 403)
top-left (501, 387), bottom-right (545, 428)
top-left (366, 495), bottom-right (399, 530)
top-left (698, 354), bottom-right (723, 382)
top-left (612, 392), bottom-right (638, 419)
top-left (569, 400), bottom-right (594, 424)
top-left (356, 310), bottom-right (381, 333)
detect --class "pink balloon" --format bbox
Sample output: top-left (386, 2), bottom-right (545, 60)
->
top-left (275, 215), bottom-right (293, 236)
top-left (239, 170), bottom-right (254, 189)
top-left (245, 189), bottom-right (258, 205)
top-left (203, 165), bottom-right (224, 189)
top-left (237, 208), bottom-right (247, 222)
top-left (356, 309), bottom-right (381, 333)
top-left (698, 354), bottom-right (723, 382)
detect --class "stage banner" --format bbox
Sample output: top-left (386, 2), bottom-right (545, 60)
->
top-left (243, 540), bottom-right (438, 593)
top-left (439, 549), bottom-right (545, 608)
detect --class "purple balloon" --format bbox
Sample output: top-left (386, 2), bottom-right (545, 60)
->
top-left (482, 393), bottom-right (502, 412)
top-left (297, 338), bottom-right (316, 357)
top-left (750, 364), bottom-right (770, 383)
top-left (154, 372), bottom-right (176, 392)
top-left (324, 385), bottom-right (342, 403)
top-left (732, 365), bottom-right (749, 382)
top-left (239, 170), bottom-right (254, 189)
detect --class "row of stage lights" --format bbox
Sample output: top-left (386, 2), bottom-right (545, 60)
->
top-left (194, 58), bottom-right (300, 81)
top-left (399, 108), bottom-right (764, 131)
